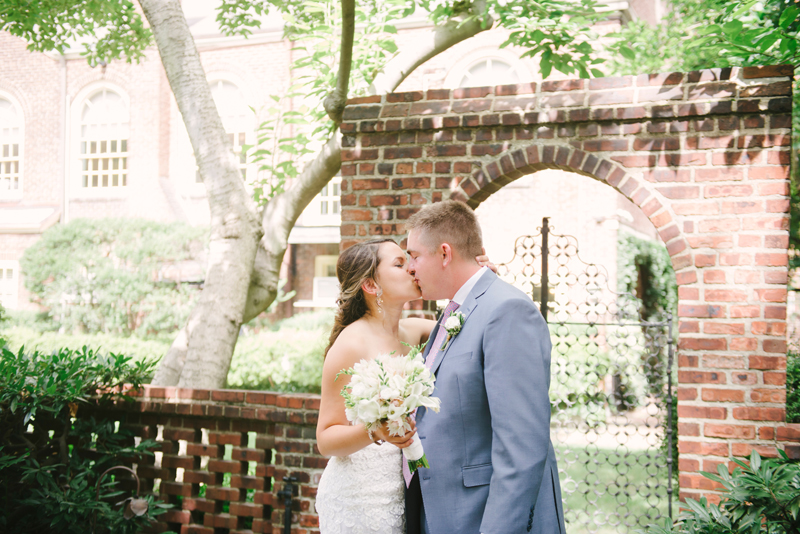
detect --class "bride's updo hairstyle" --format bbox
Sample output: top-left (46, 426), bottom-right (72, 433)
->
top-left (324, 238), bottom-right (396, 358)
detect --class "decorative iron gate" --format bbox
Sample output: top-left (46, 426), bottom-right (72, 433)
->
top-left (497, 218), bottom-right (676, 534)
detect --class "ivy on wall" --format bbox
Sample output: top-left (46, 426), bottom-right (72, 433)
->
top-left (617, 234), bottom-right (678, 323)
top-left (617, 232), bottom-right (679, 477)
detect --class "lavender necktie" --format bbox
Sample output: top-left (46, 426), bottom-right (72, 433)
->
top-left (403, 300), bottom-right (461, 487)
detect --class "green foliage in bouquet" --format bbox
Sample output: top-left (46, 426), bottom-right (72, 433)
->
top-left (0, 340), bottom-right (171, 533)
top-left (638, 451), bottom-right (800, 534)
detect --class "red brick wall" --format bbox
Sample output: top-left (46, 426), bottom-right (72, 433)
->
top-left (106, 385), bottom-right (326, 534)
top-left (339, 65), bottom-right (798, 503)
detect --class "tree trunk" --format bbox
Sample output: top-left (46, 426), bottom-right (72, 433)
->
top-left (142, 0), bottom-right (262, 389)
top-left (151, 1), bottom-right (493, 387)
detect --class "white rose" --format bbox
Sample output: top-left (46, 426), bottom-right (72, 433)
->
top-left (356, 399), bottom-right (381, 423)
top-left (380, 385), bottom-right (401, 401)
top-left (444, 316), bottom-right (461, 330)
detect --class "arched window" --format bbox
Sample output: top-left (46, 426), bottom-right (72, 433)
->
top-left (198, 80), bottom-right (254, 182)
top-left (0, 98), bottom-right (22, 198)
top-left (79, 89), bottom-right (129, 188)
top-left (459, 58), bottom-right (522, 88)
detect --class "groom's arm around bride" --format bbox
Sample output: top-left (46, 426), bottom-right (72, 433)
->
top-left (405, 200), bottom-right (565, 534)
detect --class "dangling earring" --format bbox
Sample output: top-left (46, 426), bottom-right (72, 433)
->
top-left (376, 288), bottom-right (384, 315)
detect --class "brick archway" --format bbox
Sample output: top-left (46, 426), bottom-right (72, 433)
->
top-left (451, 145), bottom-right (688, 260)
top-left (339, 65), bottom-right (798, 502)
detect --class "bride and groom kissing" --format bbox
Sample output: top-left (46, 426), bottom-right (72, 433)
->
top-left (314, 200), bottom-right (565, 534)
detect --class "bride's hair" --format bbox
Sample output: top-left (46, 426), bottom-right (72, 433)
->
top-left (324, 238), bottom-right (396, 358)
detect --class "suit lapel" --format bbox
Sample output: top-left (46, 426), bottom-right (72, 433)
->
top-left (429, 270), bottom-right (497, 376)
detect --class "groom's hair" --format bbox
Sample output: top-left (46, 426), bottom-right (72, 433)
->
top-left (406, 200), bottom-right (483, 259)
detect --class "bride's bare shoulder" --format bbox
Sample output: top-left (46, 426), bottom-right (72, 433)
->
top-left (323, 320), bottom-right (371, 371)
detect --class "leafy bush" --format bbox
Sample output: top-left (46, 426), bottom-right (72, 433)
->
top-left (0, 340), bottom-right (170, 533)
top-left (227, 310), bottom-right (334, 392)
top-left (20, 218), bottom-right (207, 336)
top-left (788, 351), bottom-right (800, 424)
top-left (639, 450), bottom-right (800, 534)
top-left (1, 325), bottom-right (169, 367)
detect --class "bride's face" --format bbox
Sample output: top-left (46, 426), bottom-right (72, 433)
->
top-left (374, 242), bottom-right (421, 303)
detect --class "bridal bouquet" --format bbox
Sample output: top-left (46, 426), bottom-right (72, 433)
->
top-left (338, 344), bottom-right (440, 472)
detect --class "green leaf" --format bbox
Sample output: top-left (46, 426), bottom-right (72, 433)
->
top-left (779, 5), bottom-right (800, 30)
top-left (619, 45), bottom-right (635, 60)
top-left (722, 20), bottom-right (743, 36)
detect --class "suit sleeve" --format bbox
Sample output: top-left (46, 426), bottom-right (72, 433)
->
top-left (479, 296), bottom-right (553, 533)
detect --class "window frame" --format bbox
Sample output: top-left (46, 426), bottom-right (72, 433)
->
top-left (0, 260), bottom-right (19, 310)
top-left (0, 92), bottom-right (24, 200)
top-left (443, 50), bottom-right (533, 90)
top-left (180, 77), bottom-right (257, 194)
top-left (302, 175), bottom-right (342, 227)
top-left (70, 83), bottom-right (131, 199)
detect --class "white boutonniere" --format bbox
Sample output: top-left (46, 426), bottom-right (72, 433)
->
top-left (440, 311), bottom-right (465, 351)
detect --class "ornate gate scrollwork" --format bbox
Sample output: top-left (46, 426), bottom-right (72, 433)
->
top-left (497, 218), bottom-right (676, 534)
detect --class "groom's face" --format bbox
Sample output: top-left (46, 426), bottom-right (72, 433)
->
top-left (406, 229), bottom-right (447, 301)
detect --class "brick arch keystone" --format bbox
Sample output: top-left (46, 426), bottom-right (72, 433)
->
top-left (339, 65), bottom-right (798, 503)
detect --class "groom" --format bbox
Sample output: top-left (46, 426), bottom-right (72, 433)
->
top-left (404, 200), bottom-right (565, 534)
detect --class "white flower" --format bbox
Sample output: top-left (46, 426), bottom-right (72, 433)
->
top-left (440, 310), bottom-right (465, 351)
top-left (444, 315), bottom-right (461, 330)
top-left (356, 398), bottom-right (381, 422)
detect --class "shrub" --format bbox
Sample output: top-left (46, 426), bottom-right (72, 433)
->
top-left (638, 450), bottom-right (800, 534)
top-left (20, 218), bottom-right (207, 336)
top-left (227, 310), bottom-right (334, 392)
top-left (1, 325), bottom-right (169, 368)
top-left (788, 351), bottom-right (800, 424)
top-left (0, 340), bottom-right (170, 533)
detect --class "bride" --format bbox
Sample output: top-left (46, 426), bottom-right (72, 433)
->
top-left (315, 238), bottom-right (491, 533)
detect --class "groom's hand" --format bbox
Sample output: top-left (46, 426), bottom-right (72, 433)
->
top-left (374, 418), bottom-right (417, 449)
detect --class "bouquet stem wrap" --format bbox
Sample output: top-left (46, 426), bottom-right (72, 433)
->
top-left (403, 433), bottom-right (429, 472)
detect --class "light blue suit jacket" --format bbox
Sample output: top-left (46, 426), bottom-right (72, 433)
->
top-left (415, 270), bottom-right (565, 534)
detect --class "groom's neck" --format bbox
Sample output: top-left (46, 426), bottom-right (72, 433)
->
top-left (445, 260), bottom-right (481, 299)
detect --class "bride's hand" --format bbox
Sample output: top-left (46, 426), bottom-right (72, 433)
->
top-left (373, 419), bottom-right (417, 449)
top-left (475, 247), bottom-right (498, 274)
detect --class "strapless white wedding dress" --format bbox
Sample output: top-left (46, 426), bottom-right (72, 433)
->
top-left (315, 442), bottom-right (405, 533)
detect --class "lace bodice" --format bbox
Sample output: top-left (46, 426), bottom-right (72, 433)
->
top-left (315, 442), bottom-right (405, 533)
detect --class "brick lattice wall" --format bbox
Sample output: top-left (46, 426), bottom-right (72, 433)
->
top-left (103, 385), bottom-right (326, 534)
top-left (339, 65), bottom-right (798, 502)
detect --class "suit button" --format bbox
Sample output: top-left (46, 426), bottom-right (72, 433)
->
top-left (422, 476), bottom-right (430, 480)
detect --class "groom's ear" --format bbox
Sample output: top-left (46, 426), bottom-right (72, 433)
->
top-left (440, 243), bottom-right (453, 267)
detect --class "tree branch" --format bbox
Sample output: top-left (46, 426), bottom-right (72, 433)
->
top-left (244, 133), bottom-right (342, 322)
top-left (369, 2), bottom-right (493, 95)
top-left (323, 0), bottom-right (355, 123)
top-left (244, 3), bottom-right (495, 323)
